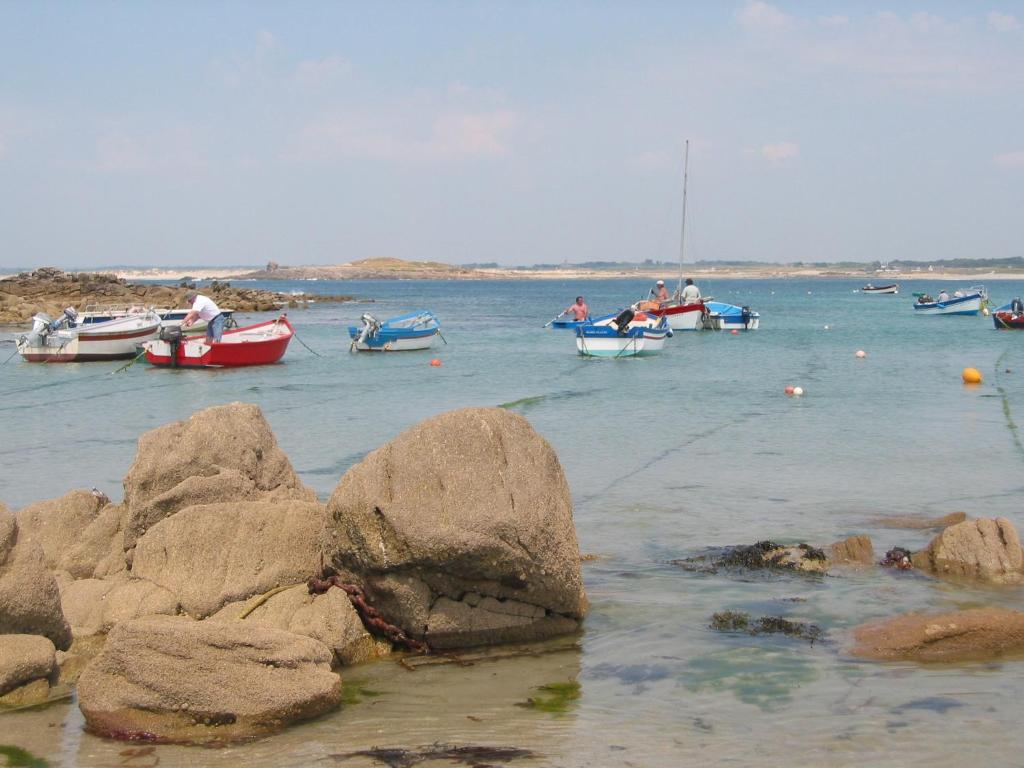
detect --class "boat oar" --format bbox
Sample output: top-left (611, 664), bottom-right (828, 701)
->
top-left (543, 312), bottom-right (567, 328)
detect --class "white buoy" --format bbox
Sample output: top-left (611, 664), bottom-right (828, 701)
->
top-left (824, 325), bottom-right (830, 331)
top-left (793, 386), bottom-right (804, 396)
top-left (855, 350), bottom-right (866, 358)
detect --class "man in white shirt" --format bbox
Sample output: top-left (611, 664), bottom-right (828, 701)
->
top-left (182, 291), bottom-right (226, 342)
top-left (681, 278), bottom-right (701, 304)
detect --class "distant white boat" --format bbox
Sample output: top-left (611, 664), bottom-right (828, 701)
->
top-left (862, 283), bottom-right (899, 294)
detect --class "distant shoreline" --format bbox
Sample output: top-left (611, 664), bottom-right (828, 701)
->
top-left (4, 266), bottom-right (1024, 282)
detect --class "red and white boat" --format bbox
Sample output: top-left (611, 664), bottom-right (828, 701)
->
top-left (642, 299), bottom-right (709, 331)
top-left (142, 316), bottom-right (295, 368)
top-left (16, 311), bottom-right (161, 362)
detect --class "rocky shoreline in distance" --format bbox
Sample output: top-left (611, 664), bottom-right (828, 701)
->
top-left (0, 267), bottom-right (356, 325)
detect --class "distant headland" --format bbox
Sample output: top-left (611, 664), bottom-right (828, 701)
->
top-left (4, 256), bottom-right (1024, 284)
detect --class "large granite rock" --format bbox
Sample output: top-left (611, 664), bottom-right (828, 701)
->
top-left (61, 503), bottom-right (129, 579)
top-left (851, 608), bottom-right (1024, 662)
top-left (16, 489), bottom-right (107, 571)
top-left (911, 517), bottom-right (1024, 584)
top-left (828, 535), bottom-right (875, 566)
top-left (122, 403), bottom-right (315, 548)
top-left (0, 510), bottom-right (72, 650)
top-left (327, 407), bottom-right (587, 650)
top-left (77, 616), bottom-right (342, 743)
top-left (210, 584), bottom-right (389, 666)
top-left (60, 574), bottom-right (179, 637)
top-left (0, 634), bottom-right (56, 696)
top-left (131, 500), bottom-right (328, 618)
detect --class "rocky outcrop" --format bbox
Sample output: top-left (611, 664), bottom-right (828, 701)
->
top-left (131, 500), bottom-right (327, 618)
top-left (61, 503), bottom-right (129, 579)
top-left (0, 267), bottom-right (353, 324)
top-left (0, 635), bottom-right (56, 696)
top-left (828, 535), bottom-right (875, 566)
top-left (0, 510), bottom-right (72, 650)
top-left (60, 574), bottom-right (179, 637)
top-left (851, 608), bottom-right (1024, 662)
top-left (77, 616), bottom-right (342, 743)
top-left (122, 403), bottom-right (316, 548)
top-left (210, 584), bottom-right (390, 666)
top-left (328, 407), bottom-right (587, 650)
top-left (16, 489), bottom-right (107, 571)
top-left (911, 517), bottom-right (1024, 584)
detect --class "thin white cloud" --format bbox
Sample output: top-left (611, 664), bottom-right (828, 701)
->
top-left (736, 1), bottom-right (790, 29)
top-left (818, 15), bottom-right (849, 28)
top-left (761, 142), bottom-right (799, 164)
top-left (283, 109), bottom-right (521, 164)
top-left (994, 150), bottom-right (1024, 168)
top-left (294, 55), bottom-right (352, 86)
top-left (988, 11), bottom-right (1021, 32)
top-left (95, 128), bottom-right (205, 174)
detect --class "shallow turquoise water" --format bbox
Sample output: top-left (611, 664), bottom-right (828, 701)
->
top-left (2, 277), bottom-right (1024, 766)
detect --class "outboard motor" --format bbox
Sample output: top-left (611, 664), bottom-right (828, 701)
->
top-left (357, 313), bottom-right (381, 345)
top-left (741, 306), bottom-right (752, 329)
top-left (1012, 297), bottom-right (1024, 316)
top-left (62, 307), bottom-right (79, 327)
top-left (159, 325), bottom-right (183, 368)
top-left (23, 313), bottom-right (54, 347)
top-left (612, 308), bottom-right (635, 336)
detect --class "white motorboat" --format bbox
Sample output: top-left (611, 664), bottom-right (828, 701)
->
top-left (16, 309), bottom-right (161, 362)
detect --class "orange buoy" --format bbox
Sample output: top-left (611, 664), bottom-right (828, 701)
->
top-left (731, 329), bottom-right (739, 335)
top-left (962, 367), bottom-right (982, 384)
top-left (784, 385), bottom-right (795, 396)
top-left (430, 358), bottom-right (442, 367)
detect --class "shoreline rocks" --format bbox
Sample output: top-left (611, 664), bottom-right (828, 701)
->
top-left (911, 517), bottom-right (1024, 584)
top-left (0, 267), bottom-right (354, 324)
top-left (851, 608), bottom-right (1024, 662)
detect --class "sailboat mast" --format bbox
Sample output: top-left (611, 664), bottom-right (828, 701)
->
top-left (678, 139), bottom-right (689, 295)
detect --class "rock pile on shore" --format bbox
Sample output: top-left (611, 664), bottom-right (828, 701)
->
top-left (0, 267), bottom-right (354, 324)
top-left (0, 403), bottom-right (587, 742)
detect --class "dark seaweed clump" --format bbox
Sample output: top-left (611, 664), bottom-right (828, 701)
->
top-left (0, 745), bottom-right (49, 768)
top-left (710, 611), bottom-right (824, 644)
top-left (330, 744), bottom-right (537, 768)
top-left (673, 541), bottom-right (827, 574)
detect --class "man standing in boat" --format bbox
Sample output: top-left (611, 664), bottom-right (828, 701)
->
top-left (182, 290), bottom-right (226, 342)
top-left (681, 278), bottom-right (701, 304)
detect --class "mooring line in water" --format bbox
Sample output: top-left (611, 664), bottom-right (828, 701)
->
top-left (993, 350), bottom-right (1024, 461)
top-left (109, 349), bottom-right (146, 374)
top-left (291, 329), bottom-right (323, 357)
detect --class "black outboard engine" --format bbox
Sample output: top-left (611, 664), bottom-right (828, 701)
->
top-left (159, 325), bottom-right (183, 367)
top-left (741, 306), bottom-right (752, 329)
top-left (612, 309), bottom-right (635, 336)
top-left (1012, 297), bottom-right (1024, 316)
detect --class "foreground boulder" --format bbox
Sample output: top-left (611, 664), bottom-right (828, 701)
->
top-left (328, 407), bottom-right (587, 650)
top-left (0, 634), bottom-right (56, 697)
top-left (15, 489), bottom-right (107, 571)
top-left (0, 510), bottom-right (72, 649)
top-left (851, 608), bottom-right (1024, 662)
top-left (77, 616), bottom-right (342, 743)
top-left (911, 517), bottom-right (1024, 584)
top-left (121, 403), bottom-right (316, 548)
top-left (131, 500), bottom-right (327, 618)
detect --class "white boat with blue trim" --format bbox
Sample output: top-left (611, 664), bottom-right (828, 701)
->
top-left (575, 309), bottom-right (672, 358)
top-left (703, 301), bottom-right (760, 331)
top-left (349, 311), bottom-right (442, 351)
top-left (913, 286), bottom-right (988, 316)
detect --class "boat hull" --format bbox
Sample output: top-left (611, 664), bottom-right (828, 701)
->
top-left (17, 316), bottom-right (160, 362)
top-left (143, 317), bottom-right (293, 368)
top-left (648, 302), bottom-right (706, 331)
top-left (913, 294), bottom-right (984, 315)
top-left (575, 314), bottom-right (672, 357)
top-left (348, 311), bottom-right (441, 352)
top-left (862, 284), bottom-right (899, 294)
top-left (348, 328), bottom-right (439, 351)
top-left (702, 302), bottom-right (760, 331)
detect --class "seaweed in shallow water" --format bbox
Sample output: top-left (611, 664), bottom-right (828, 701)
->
top-left (515, 681), bottom-right (581, 713)
top-left (330, 743), bottom-right (537, 767)
top-left (0, 746), bottom-right (49, 768)
top-left (710, 612), bottom-right (823, 643)
top-left (673, 540), bottom-right (827, 575)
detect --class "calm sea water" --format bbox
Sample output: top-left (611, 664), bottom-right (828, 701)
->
top-left (2, 277), bottom-right (1024, 767)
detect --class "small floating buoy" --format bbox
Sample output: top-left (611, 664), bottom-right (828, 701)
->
top-left (962, 367), bottom-right (982, 384)
top-left (430, 358), bottom-right (442, 367)
top-left (731, 329), bottom-right (739, 335)
top-left (823, 325), bottom-right (830, 331)
top-left (784, 385), bottom-right (795, 396)
top-left (793, 386), bottom-right (804, 396)
top-left (855, 350), bottom-right (866, 359)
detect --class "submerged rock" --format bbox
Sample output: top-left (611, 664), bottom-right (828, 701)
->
top-left (911, 517), bottom-right (1024, 584)
top-left (0, 510), bottom-right (72, 650)
top-left (121, 403), bottom-right (315, 549)
top-left (327, 407), bottom-right (587, 650)
top-left (851, 608), bottom-right (1024, 662)
top-left (130, 500), bottom-right (328, 618)
top-left (674, 540), bottom-right (830, 574)
top-left (828, 535), bottom-right (874, 566)
top-left (870, 511), bottom-right (967, 530)
top-left (710, 611), bottom-right (823, 643)
top-left (77, 615), bottom-right (342, 743)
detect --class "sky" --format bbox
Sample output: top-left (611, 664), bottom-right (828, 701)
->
top-left (1, 1), bottom-right (1022, 268)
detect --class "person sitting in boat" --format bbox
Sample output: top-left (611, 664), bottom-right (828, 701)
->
top-left (918, 293), bottom-right (933, 304)
top-left (1012, 297), bottom-right (1024, 317)
top-left (953, 289), bottom-right (964, 298)
top-left (182, 291), bottom-right (226, 342)
top-left (937, 289), bottom-right (950, 302)
top-left (564, 296), bottom-right (589, 321)
top-left (651, 280), bottom-right (670, 305)
top-left (681, 278), bottom-right (701, 304)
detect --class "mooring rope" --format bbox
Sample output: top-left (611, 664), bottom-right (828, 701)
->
top-left (109, 349), bottom-right (146, 374)
top-left (292, 329), bottom-right (323, 357)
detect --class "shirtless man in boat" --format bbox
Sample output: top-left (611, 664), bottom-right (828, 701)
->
top-left (651, 280), bottom-right (670, 305)
top-left (182, 291), bottom-right (227, 342)
top-left (564, 296), bottom-right (589, 322)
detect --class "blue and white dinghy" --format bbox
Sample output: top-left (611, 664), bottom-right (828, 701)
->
top-left (349, 311), bottom-right (442, 351)
top-left (912, 286), bottom-right (988, 316)
top-left (702, 301), bottom-right (760, 331)
top-left (575, 309), bottom-right (672, 358)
